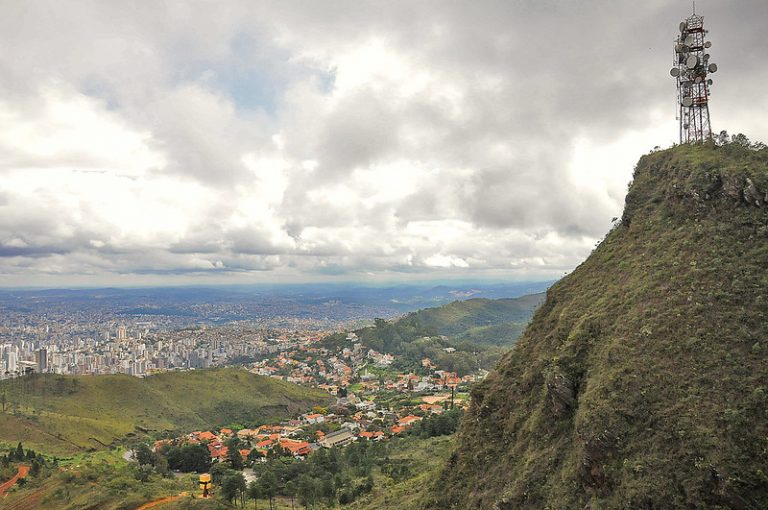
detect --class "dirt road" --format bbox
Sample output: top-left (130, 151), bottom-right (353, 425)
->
top-left (136, 491), bottom-right (190, 509)
top-left (0, 465), bottom-right (30, 497)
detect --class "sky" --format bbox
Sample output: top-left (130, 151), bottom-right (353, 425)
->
top-left (0, 0), bottom-right (766, 287)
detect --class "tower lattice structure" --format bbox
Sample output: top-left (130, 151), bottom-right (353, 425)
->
top-left (671, 10), bottom-right (717, 144)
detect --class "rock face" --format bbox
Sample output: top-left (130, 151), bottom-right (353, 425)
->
top-left (427, 143), bottom-right (768, 509)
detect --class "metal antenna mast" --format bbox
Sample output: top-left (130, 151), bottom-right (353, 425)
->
top-left (670, 9), bottom-right (718, 143)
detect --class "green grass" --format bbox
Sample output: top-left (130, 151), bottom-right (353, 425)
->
top-left (405, 293), bottom-right (545, 341)
top-left (348, 435), bottom-right (455, 510)
top-left (429, 142), bottom-right (768, 509)
top-left (2, 448), bottom-right (198, 510)
top-left (0, 368), bottom-right (332, 456)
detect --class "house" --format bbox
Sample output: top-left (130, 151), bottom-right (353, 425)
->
top-left (319, 429), bottom-right (356, 448)
top-left (237, 428), bottom-right (258, 440)
top-left (303, 413), bottom-right (325, 424)
top-left (195, 431), bottom-right (216, 442)
top-left (279, 439), bottom-right (312, 457)
top-left (390, 425), bottom-right (405, 435)
top-left (208, 443), bottom-right (229, 460)
top-left (419, 403), bottom-right (444, 414)
top-left (358, 431), bottom-right (385, 441)
top-left (397, 415), bottom-right (422, 427)
top-left (355, 400), bottom-right (376, 411)
top-left (256, 439), bottom-right (274, 449)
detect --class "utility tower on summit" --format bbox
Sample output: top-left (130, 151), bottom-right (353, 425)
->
top-left (670, 7), bottom-right (718, 143)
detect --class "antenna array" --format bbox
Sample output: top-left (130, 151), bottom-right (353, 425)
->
top-left (670, 11), bottom-right (717, 143)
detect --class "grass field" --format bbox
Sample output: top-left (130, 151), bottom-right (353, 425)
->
top-left (0, 368), bottom-right (332, 455)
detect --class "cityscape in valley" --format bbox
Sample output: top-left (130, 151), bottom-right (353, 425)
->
top-left (2, 1), bottom-right (768, 509)
top-left (0, 282), bottom-right (547, 378)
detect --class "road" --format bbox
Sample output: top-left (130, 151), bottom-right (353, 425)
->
top-left (0, 465), bottom-right (29, 497)
top-left (136, 492), bottom-right (189, 510)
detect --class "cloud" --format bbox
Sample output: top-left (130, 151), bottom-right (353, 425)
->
top-left (0, 0), bottom-right (766, 285)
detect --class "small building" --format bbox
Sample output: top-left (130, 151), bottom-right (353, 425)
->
top-left (319, 429), bottom-right (356, 448)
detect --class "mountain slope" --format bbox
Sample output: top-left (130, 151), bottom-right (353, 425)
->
top-left (0, 368), bottom-right (332, 455)
top-left (428, 143), bottom-right (768, 509)
top-left (403, 293), bottom-right (545, 344)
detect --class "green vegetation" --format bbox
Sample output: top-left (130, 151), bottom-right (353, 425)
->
top-left (1, 447), bottom-right (197, 510)
top-left (347, 435), bottom-right (454, 510)
top-left (427, 141), bottom-right (768, 508)
top-left (0, 368), bottom-right (332, 455)
top-left (322, 294), bottom-right (543, 374)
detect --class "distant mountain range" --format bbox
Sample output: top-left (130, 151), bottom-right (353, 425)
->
top-left (0, 281), bottom-right (553, 324)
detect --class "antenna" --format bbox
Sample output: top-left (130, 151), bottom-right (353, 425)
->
top-left (670, 10), bottom-right (717, 143)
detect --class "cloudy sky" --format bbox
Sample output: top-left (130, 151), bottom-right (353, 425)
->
top-left (0, 0), bottom-right (766, 287)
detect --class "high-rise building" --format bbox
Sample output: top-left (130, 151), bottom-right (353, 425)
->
top-left (36, 348), bottom-right (48, 373)
top-left (117, 326), bottom-right (127, 341)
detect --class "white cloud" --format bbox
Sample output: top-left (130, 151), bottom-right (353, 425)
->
top-left (0, 0), bottom-right (765, 285)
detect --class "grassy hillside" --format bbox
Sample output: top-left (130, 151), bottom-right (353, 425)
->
top-left (2, 436), bottom-right (453, 510)
top-left (0, 368), bottom-right (332, 455)
top-left (321, 293), bottom-right (544, 375)
top-left (428, 142), bottom-right (768, 508)
top-left (404, 293), bottom-right (545, 344)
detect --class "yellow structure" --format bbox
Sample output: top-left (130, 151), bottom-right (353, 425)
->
top-left (199, 473), bottom-right (212, 498)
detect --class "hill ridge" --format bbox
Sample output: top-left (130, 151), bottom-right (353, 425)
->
top-left (0, 367), bottom-right (331, 455)
top-left (427, 142), bottom-right (768, 509)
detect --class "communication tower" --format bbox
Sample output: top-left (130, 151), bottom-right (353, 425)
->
top-left (670, 8), bottom-right (718, 143)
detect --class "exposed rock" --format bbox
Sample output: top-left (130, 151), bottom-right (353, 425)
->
top-left (545, 368), bottom-right (575, 418)
top-left (743, 177), bottom-right (762, 206)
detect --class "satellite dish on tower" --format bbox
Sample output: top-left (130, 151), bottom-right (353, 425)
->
top-left (671, 10), bottom-right (715, 144)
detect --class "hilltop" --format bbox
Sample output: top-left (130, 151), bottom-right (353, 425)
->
top-left (0, 368), bottom-right (332, 455)
top-left (322, 292), bottom-right (544, 375)
top-left (427, 141), bottom-right (768, 508)
top-left (412, 293), bottom-right (545, 345)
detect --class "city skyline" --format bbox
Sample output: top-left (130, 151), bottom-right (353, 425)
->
top-left (1, 1), bottom-right (767, 287)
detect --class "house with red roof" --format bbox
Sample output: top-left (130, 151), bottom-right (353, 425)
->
top-left (279, 439), bottom-right (312, 457)
top-left (397, 415), bottom-right (422, 427)
top-left (195, 431), bottom-right (216, 442)
top-left (303, 413), bottom-right (325, 424)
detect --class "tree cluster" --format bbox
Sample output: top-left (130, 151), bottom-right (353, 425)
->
top-left (155, 443), bottom-right (211, 474)
top-left (406, 409), bottom-right (463, 439)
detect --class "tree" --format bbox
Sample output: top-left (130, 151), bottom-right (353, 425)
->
top-left (297, 475), bottom-right (316, 509)
top-left (134, 464), bottom-right (153, 483)
top-left (15, 442), bottom-right (24, 461)
top-left (259, 469), bottom-right (278, 510)
top-left (134, 442), bottom-right (153, 466)
top-left (731, 133), bottom-right (751, 147)
top-left (221, 472), bottom-right (247, 507)
top-left (321, 477), bottom-right (335, 507)
top-left (227, 444), bottom-right (244, 470)
top-left (284, 480), bottom-right (297, 510)
top-left (210, 462), bottom-right (230, 485)
top-left (30, 459), bottom-right (41, 477)
top-left (153, 452), bottom-right (170, 477)
top-left (248, 480), bottom-right (262, 509)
